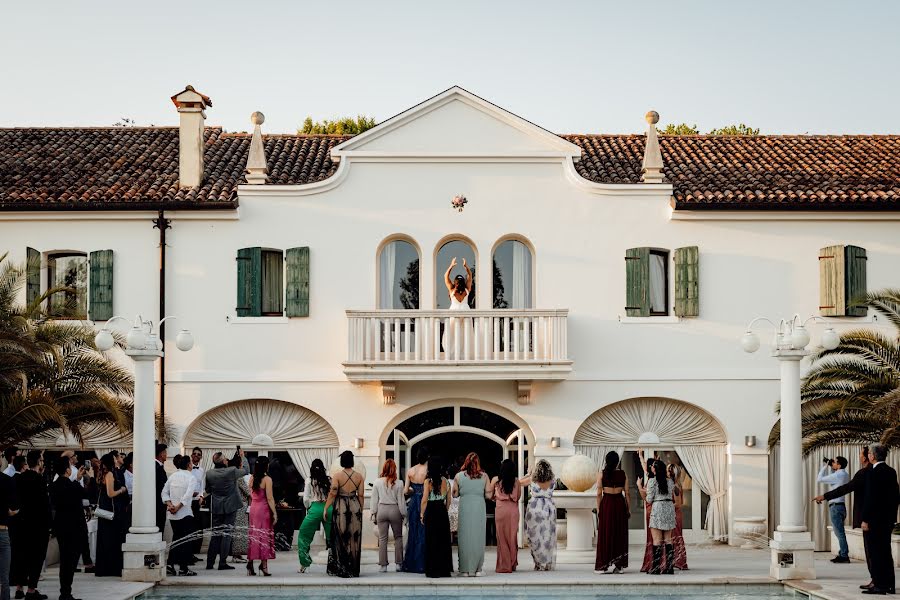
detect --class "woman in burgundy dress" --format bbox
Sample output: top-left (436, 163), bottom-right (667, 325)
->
top-left (491, 459), bottom-right (521, 573)
top-left (667, 464), bottom-right (689, 570)
top-left (638, 450), bottom-right (654, 573)
top-left (594, 451), bottom-right (630, 573)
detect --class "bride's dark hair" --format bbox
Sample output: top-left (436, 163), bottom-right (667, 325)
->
top-left (453, 274), bottom-right (466, 294)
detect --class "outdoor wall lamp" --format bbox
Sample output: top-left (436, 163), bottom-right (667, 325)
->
top-left (550, 437), bottom-right (560, 449)
top-left (745, 435), bottom-right (757, 448)
top-left (354, 437), bottom-right (365, 449)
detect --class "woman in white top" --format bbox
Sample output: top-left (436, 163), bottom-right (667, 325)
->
top-left (296, 458), bottom-right (332, 573)
top-left (371, 459), bottom-right (406, 572)
top-left (441, 257), bottom-right (473, 359)
top-left (161, 455), bottom-right (198, 576)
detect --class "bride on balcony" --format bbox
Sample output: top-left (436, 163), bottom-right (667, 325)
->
top-left (442, 257), bottom-right (473, 360)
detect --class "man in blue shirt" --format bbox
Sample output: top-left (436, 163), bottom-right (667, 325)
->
top-left (817, 456), bottom-right (851, 563)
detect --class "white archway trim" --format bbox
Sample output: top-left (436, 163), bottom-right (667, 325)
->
top-left (183, 399), bottom-right (339, 449)
top-left (574, 397), bottom-right (726, 446)
top-left (27, 422), bottom-right (132, 451)
top-left (406, 425), bottom-right (507, 449)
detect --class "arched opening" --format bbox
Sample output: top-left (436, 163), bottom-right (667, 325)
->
top-left (434, 236), bottom-right (477, 309)
top-left (491, 237), bottom-right (533, 309)
top-left (575, 397), bottom-right (728, 543)
top-left (378, 236), bottom-right (420, 309)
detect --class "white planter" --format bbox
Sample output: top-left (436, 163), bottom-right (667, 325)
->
top-left (733, 516), bottom-right (767, 549)
top-left (554, 491), bottom-right (596, 564)
top-left (829, 526), bottom-right (900, 567)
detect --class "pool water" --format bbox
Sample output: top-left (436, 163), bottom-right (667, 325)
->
top-left (143, 586), bottom-right (803, 600)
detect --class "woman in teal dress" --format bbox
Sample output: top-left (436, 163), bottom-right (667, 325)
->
top-left (401, 447), bottom-right (428, 573)
top-left (453, 452), bottom-right (492, 576)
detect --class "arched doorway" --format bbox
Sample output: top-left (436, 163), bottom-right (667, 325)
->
top-left (575, 397), bottom-right (728, 543)
top-left (381, 400), bottom-right (533, 544)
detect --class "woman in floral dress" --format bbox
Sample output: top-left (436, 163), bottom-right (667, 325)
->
top-left (521, 459), bottom-right (557, 571)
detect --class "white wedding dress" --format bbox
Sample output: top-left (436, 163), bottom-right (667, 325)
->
top-left (442, 292), bottom-right (472, 360)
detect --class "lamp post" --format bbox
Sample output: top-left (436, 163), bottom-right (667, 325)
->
top-left (95, 315), bottom-right (194, 582)
top-left (741, 315), bottom-right (839, 580)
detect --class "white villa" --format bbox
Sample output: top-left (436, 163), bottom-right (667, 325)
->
top-left (2, 85), bottom-right (899, 551)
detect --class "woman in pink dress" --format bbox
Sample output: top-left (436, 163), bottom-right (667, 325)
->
top-left (247, 456), bottom-right (277, 576)
top-left (491, 459), bottom-right (521, 573)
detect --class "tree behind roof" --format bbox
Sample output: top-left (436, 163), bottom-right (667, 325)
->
top-left (299, 115), bottom-right (376, 135)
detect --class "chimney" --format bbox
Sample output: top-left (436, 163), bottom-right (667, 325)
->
top-left (641, 110), bottom-right (664, 184)
top-left (170, 85), bottom-right (212, 189)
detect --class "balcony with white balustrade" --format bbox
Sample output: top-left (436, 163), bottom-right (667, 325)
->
top-left (343, 309), bottom-right (572, 404)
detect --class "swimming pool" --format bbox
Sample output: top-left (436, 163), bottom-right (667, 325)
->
top-left (142, 585), bottom-right (803, 600)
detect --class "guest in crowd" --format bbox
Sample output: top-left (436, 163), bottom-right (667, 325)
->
top-left (860, 444), bottom-right (899, 595)
top-left (10, 458), bottom-right (24, 479)
top-left (2, 449), bottom-right (18, 477)
top-left (454, 452), bottom-right (490, 576)
top-left (83, 458), bottom-right (100, 506)
top-left (324, 451), bottom-right (364, 578)
top-left (371, 458), bottom-right (405, 573)
top-left (0, 469), bottom-right (16, 600)
top-left (95, 453), bottom-right (128, 577)
top-left (401, 447), bottom-right (428, 574)
top-left (421, 455), bottom-right (452, 579)
top-left (667, 464), bottom-right (688, 570)
top-left (816, 455), bottom-right (851, 563)
top-left (247, 456), bottom-right (277, 577)
top-left (11, 450), bottom-right (50, 600)
top-left (521, 459), bottom-right (557, 571)
top-left (189, 448), bottom-right (205, 560)
top-left (231, 455), bottom-right (251, 564)
top-left (815, 446), bottom-right (872, 587)
top-left (161, 454), bottom-right (198, 577)
top-left (595, 451), bottom-right (629, 574)
top-left (204, 450), bottom-right (247, 570)
top-left (446, 462), bottom-right (460, 543)
top-left (49, 456), bottom-right (87, 600)
top-left (637, 451), bottom-right (654, 573)
top-left (122, 453), bottom-right (134, 498)
top-left (492, 458), bottom-right (521, 574)
top-left (296, 458), bottom-right (331, 573)
top-left (646, 458), bottom-right (676, 575)
top-left (155, 444), bottom-right (168, 535)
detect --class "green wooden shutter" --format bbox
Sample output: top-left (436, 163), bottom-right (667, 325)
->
top-left (819, 245), bottom-right (845, 317)
top-left (673, 246), bottom-right (699, 317)
top-left (285, 247), bottom-right (310, 317)
top-left (844, 245), bottom-right (867, 317)
top-left (88, 249), bottom-right (114, 321)
top-left (625, 247), bottom-right (650, 317)
top-left (236, 247), bottom-right (262, 317)
top-left (26, 247), bottom-right (41, 308)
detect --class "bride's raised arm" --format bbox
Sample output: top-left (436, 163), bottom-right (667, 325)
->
top-left (463, 258), bottom-right (473, 292)
top-left (444, 257), bottom-right (457, 293)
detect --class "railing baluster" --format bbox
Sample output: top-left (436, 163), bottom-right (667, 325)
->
top-left (434, 317), bottom-right (441, 361)
top-left (503, 317), bottom-right (510, 361)
top-left (404, 318), bottom-right (411, 361)
top-left (513, 318), bottom-right (520, 360)
top-left (524, 317), bottom-right (531, 360)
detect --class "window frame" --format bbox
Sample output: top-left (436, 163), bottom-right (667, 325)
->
top-left (376, 235), bottom-right (421, 310)
top-left (648, 248), bottom-right (670, 316)
top-left (433, 234), bottom-right (478, 310)
top-left (46, 250), bottom-right (89, 319)
top-left (260, 248), bottom-right (285, 316)
top-left (490, 235), bottom-right (535, 309)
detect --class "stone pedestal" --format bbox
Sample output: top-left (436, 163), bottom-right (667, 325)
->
top-left (122, 532), bottom-right (167, 582)
top-left (554, 491), bottom-right (596, 564)
top-left (770, 530), bottom-right (815, 581)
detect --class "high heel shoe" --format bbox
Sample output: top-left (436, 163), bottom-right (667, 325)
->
top-left (246, 562), bottom-right (256, 577)
top-left (259, 565), bottom-right (271, 577)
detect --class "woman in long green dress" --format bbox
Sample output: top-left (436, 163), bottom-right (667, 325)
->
top-left (453, 452), bottom-right (492, 576)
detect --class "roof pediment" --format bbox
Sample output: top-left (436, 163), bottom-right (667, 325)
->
top-left (331, 86), bottom-right (581, 160)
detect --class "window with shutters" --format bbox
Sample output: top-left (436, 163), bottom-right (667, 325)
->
top-left (47, 252), bottom-right (88, 318)
top-left (237, 246), bottom-right (309, 318)
top-left (819, 245), bottom-right (867, 317)
top-left (626, 246), bottom-right (699, 319)
top-left (261, 250), bottom-right (284, 316)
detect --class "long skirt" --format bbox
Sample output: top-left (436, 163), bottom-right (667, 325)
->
top-left (327, 495), bottom-right (362, 578)
top-left (297, 501), bottom-right (332, 568)
top-left (456, 489), bottom-right (486, 573)
top-left (232, 506), bottom-right (249, 556)
top-left (525, 496), bottom-right (556, 570)
top-left (424, 499), bottom-right (452, 578)
top-left (640, 505), bottom-right (653, 572)
top-left (672, 505), bottom-right (689, 570)
top-left (247, 502), bottom-right (275, 561)
top-left (596, 493), bottom-right (628, 571)
top-left (95, 516), bottom-right (126, 577)
top-left (495, 499), bottom-right (519, 573)
top-left (401, 484), bottom-right (426, 573)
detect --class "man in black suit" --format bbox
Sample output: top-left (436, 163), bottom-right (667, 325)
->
top-left (50, 456), bottom-right (87, 600)
top-left (12, 450), bottom-right (51, 600)
top-left (155, 443), bottom-right (168, 534)
top-left (861, 444), bottom-right (899, 595)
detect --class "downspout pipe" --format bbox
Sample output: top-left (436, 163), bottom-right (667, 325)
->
top-left (152, 210), bottom-right (171, 440)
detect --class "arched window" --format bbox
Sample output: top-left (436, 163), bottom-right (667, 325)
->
top-left (378, 239), bottom-right (420, 309)
top-left (435, 238), bottom-right (476, 309)
top-left (492, 239), bottom-right (533, 309)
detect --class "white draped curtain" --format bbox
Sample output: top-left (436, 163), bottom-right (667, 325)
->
top-left (200, 448), bottom-right (235, 475)
top-left (511, 241), bottom-right (528, 309)
top-left (675, 444), bottom-right (728, 542)
top-left (26, 423), bottom-right (132, 454)
top-left (379, 241), bottom-right (397, 309)
top-left (649, 253), bottom-right (666, 313)
top-left (287, 448), bottom-right (339, 481)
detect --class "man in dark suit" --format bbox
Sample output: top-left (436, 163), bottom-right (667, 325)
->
top-left (204, 449), bottom-right (247, 570)
top-left (155, 443), bottom-right (168, 534)
top-left (861, 444), bottom-right (899, 595)
top-left (50, 456), bottom-right (88, 600)
top-left (12, 450), bottom-right (51, 600)
top-left (815, 446), bottom-right (873, 585)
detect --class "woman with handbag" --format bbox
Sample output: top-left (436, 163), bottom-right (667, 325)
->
top-left (95, 453), bottom-right (128, 577)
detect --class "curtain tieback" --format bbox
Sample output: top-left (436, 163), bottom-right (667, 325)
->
top-left (710, 491), bottom-right (726, 500)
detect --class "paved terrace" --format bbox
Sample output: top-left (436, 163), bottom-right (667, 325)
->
top-left (31, 544), bottom-right (877, 600)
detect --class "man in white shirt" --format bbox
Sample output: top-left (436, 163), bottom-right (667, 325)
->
top-left (123, 453), bottom-right (134, 497)
top-left (188, 448), bottom-right (204, 560)
top-left (817, 455), bottom-right (851, 563)
top-left (2, 448), bottom-right (19, 477)
top-left (161, 454), bottom-right (198, 577)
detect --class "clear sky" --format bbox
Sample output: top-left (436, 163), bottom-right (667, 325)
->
top-left (2, 1), bottom-right (898, 135)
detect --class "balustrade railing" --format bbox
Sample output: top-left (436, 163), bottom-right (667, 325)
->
top-left (346, 309), bottom-right (569, 363)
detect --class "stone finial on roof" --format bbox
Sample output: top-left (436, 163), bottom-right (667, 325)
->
top-left (641, 110), bottom-right (664, 184)
top-left (245, 111), bottom-right (268, 185)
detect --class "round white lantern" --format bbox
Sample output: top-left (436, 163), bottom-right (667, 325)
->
top-left (330, 454), bottom-right (367, 482)
top-left (559, 454), bottom-right (597, 492)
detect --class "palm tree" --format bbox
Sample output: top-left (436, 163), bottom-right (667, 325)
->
top-left (768, 289), bottom-right (900, 453)
top-left (0, 253), bottom-right (137, 449)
